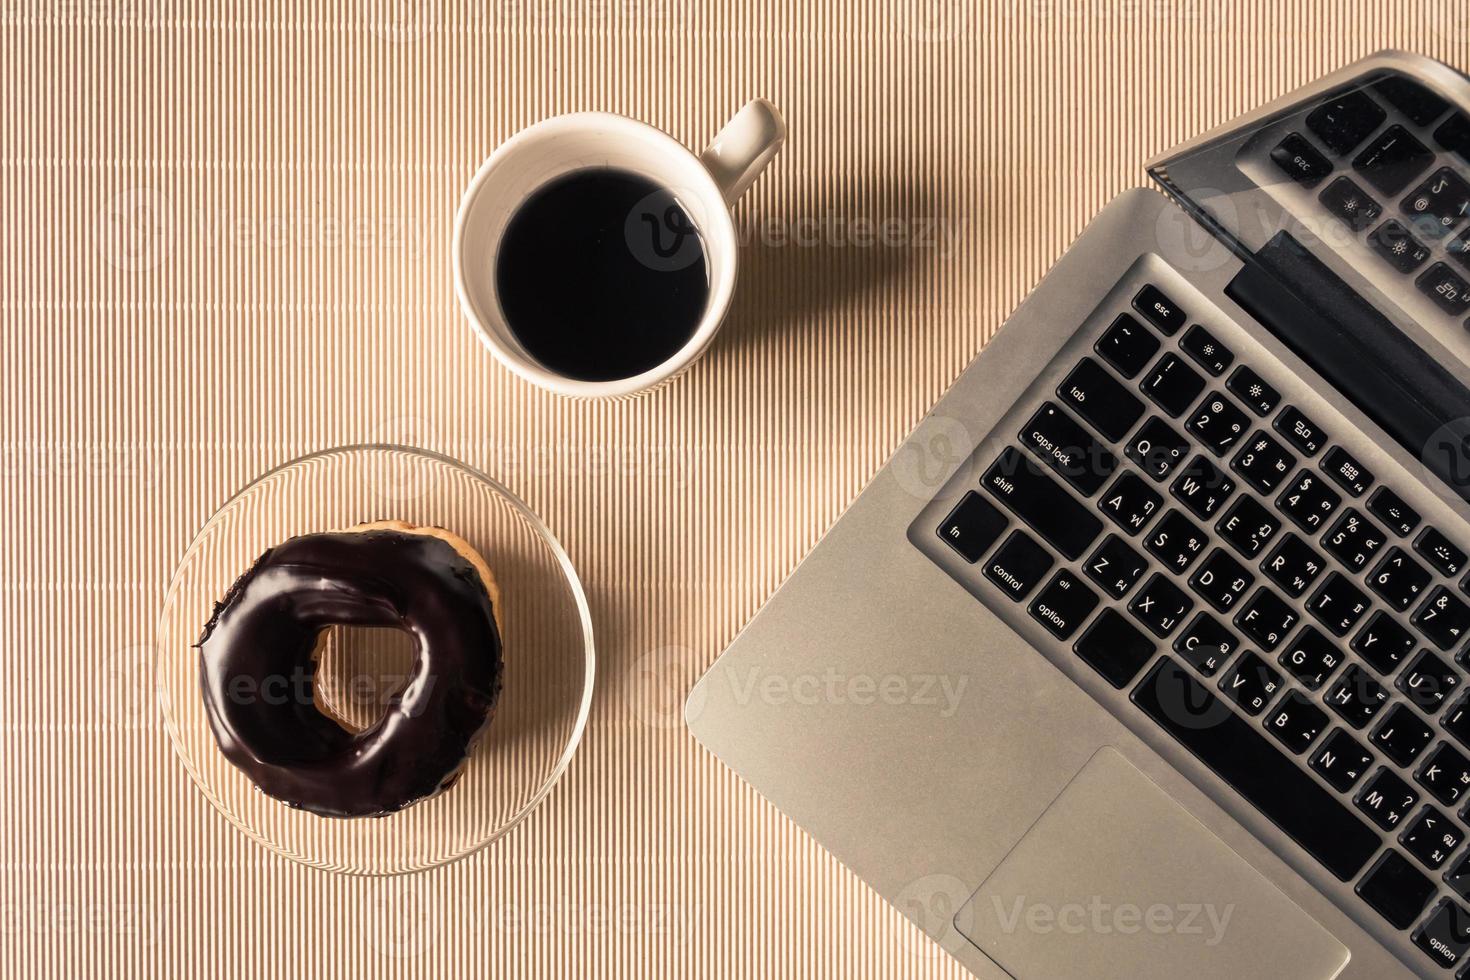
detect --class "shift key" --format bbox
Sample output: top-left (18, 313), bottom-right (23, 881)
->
top-left (983, 447), bottom-right (1103, 560)
top-left (1058, 358), bottom-right (1146, 442)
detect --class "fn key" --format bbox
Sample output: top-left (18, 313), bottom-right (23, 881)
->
top-left (938, 491), bottom-right (1008, 563)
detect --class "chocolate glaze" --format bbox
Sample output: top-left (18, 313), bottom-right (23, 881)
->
top-left (197, 528), bottom-right (503, 818)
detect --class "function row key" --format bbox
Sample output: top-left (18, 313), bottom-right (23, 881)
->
top-left (1319, 176), bottom-right (1384, 233)
top-left (1367, 485), bottom-right (1420, 537)
top-left (1321, 445), bottom-right (1373, 496)
top-left (1273, 405), bottom-right (1326, 456)
top-left (1225, 364), bottom-right (1280, 417)
top-left (1178, 323), bottom-right (1234, 376)
top-left (1133, 284), bottom-right (1186, 335)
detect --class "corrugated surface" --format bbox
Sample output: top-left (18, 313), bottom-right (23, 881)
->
top-left (1, 3), bottom-right (1464, 976)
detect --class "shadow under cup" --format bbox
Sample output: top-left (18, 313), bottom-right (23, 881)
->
top-left (454, 114), bottom-right (739, 397)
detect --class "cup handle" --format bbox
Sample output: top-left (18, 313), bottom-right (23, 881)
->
top-left (700, 99), bottom-right (786, 206)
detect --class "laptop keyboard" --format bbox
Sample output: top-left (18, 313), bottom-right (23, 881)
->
top-left (922, 276), bottom-right (1470, 969)
top-left (1267, 75), bottom-right (1470, 331)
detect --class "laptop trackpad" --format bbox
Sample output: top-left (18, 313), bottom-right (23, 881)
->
top-left (954, 748), bottom-right (1349, 980)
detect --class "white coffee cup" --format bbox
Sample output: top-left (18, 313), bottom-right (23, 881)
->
top-left (453, 101), bottom-right (785, 398)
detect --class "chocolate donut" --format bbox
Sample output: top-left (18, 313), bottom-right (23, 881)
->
top-left (196, 521), bottom-right (504, 818)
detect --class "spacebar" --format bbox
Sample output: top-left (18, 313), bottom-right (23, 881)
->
top-left (1131, 658), bottom-right (1380, 882)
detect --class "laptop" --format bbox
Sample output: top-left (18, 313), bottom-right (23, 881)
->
top-left (687, 51), bottom-right (1470, 979)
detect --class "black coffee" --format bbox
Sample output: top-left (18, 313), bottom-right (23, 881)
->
top-left (496, 168), bottom-right (710, 382)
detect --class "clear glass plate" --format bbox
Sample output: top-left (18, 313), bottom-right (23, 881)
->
top-left (155, 445), bottom-right (594, 875)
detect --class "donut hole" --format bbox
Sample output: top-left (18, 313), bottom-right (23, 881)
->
top-left (311, 626), bottom-right (418, 734)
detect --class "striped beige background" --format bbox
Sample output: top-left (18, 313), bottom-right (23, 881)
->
top-left (2, 1), bottom-right (1465, 976)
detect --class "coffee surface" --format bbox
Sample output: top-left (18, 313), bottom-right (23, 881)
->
top-left (496, 168), bottom-right (709, 382)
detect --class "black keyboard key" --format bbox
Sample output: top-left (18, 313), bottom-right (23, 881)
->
top-left (1453, 227), bottom-right (1470, 272)
top-left (1412, 898), bottom-right (1470, 970)
top-left (1139, 352), bottom-right (1205, 418)
top-left (1401, 806), bottom-right (1464, 870)
top-left (1354, 124), bottom-right (1435, 195)
top-left (1440, 112), bottom-right (1470, 162)
top-left (1399, 648), bottom-right (1461, 713)
top-left (1320, 445), bottom-right (1374, 497)
top-left (1273, 406), bottom-right (1326, 456)
top-left (1057, 358), bottom-right (1146, 442)
top-left (938, 491), bottom-right (1008, 563)
top-left (983, 529), bottom-right (1054, 600)
top-left (1311, 728), bottom-right (1374, 792)
top-left (1449, 852), bottom-right (1470, 902)
top-left (1418, 742), bottom-right (1470, 807)
top-left (1356, 850), bottom-right (1434, 929)
top-left (1174, 612), bottom-right (1238, 677)
top-left (1020, 403), bottom-right (1118, 496)
top-left (1132, 658), bottom-right (1380, 881)
top-left (1178, 324), bottom-right (1233, 376)
top-left (1125, 417), bottom-right (1190, 481)
top-left (1094, 313), bottom-right (1160, 378)
top-left (1269, 132), bottom-right (1332, 187)
top-left (1264, 689), bottom-right (1329, 754)
top-left (1446, 695), bottom-right (1470, 749)
top-left (1375, 75), bottom-right (1450, 127)
top-left (1028, 570), bottom-right (1099, 641)
top-left (1416, 527), bottom-right (1467, 577)
top-left (1276, 470), bottom-right (1341, 533)
top-left (1145, 509), bottom-right (1208, 573)
top-left (1231, 432), bottom-right (1295, 494)
top-left (1414, 587), bottom-right (1470, 652)
top-left (1132, 284), bottom-right (1186, 335)
top-left (1225, 365), bottom-right (1280, 416)
top-left (1128, 573), bottom-right (1194, 638)
top-left (1353, 610), bottom-right (1417, 675)
top-left (1098, 471), bottom-right (1163, 536)
top-left (1258, 531), bottom-right (1328, 602)
top-left (1083, 534), bottom-right (1149, 599)
top-left (1368, 547), bottom-right (1432, 612)
top-left (982, 448), bottom-right (1103, 561)
top-left (1307, 572), bottom-right (1371, 637)
top-left (1368, 486), bottom-right (1421, 537)
top-left (1327, 664), bottom-right (1391, 728)
top-left (1185, 393), bottom-right (1251, 457)
top-left (1307, 90), bottom-right (1387, 155)
top-left (1216, 495), bottom-right (1280, 559)
top-left (1402, 168), bottom-right (1470, 239)
top-left (1169, 455), bottom-right (1235, 519)
top-left (1279, 625), bottom-right (1345, 690)
top-left (1322, 509), bottom-right (1385, 572)
top-left (1357, 768), bottom-right (1421, 831)
top-left (1074, 609), bottom-right (1154, 688)
top-left (1234, 588), bottom-right (1298, 652)
top-left (1319, 175), bottom-right (1385, 232)
top-left (1368, 217), bottom-right (1433, 273)
top-left (1417, 261), bottom-right (1470, 317)
top-left (1188, 547), bottom-right (1254, 613)
top-left (1372, 703), bottom-right (1436, 766)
